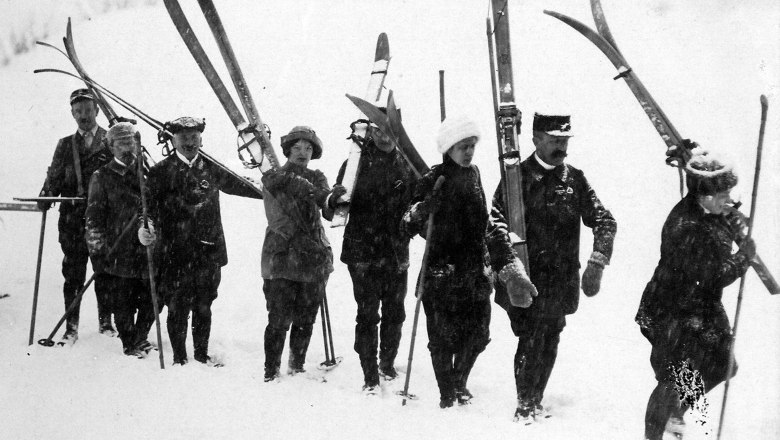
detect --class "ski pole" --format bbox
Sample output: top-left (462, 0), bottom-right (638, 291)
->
top-left (137, 145), bottom-right (165, 370)
top-left (322, 292), bottom-right (337, 364)
top-left (716, 94), bottom-right (768, 440)
top-left (28, 209), bottom-right (47, 346)
top-left (37, 214), bottom-right (138, 347)
top-left (439, 70), bottom-right (446, 122)
top-left (319, 297), bottom-right (331, 365)
top-left (401, 175), bottom-right (445, 406)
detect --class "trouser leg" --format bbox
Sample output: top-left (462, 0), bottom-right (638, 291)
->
top-left (107, 275), bottom-right (136, 352)
top-left (133, 278), bottom-right (156, 346)
top-left (288, 280), bottom-right (324, 370)
top-left (453, 301), bottom-right (491, 395)
top-left (423, 297), bottom-right (455, 402)
top-left (379, 269), bottom-right (407, 371)
top-left (61, 235), bottom-right (88, 333)
top-left (532, 318), bottom-right (565, 405)
top-left (192, 267), bottom-right (220, 362)
top-left (349, 265), bottom-right (380, 385)
top-left (166, 292), bottom-right (190, 364)
top-left (263, 278), bottom-right (293, 374)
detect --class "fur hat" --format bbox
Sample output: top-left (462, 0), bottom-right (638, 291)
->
top-left (281, 125), bottom-right (323, 159)
top-left (436, 115), bottom-right (481, 154)
top-left (532, 113), bottom-right (573, 137)
top-left (106, 122), bottom-right (138, 144)
top-left (684, 147), bottom-right (738, 195)
top-left (165, 116), bottom-right (206, 134)
top-left (70, 88), bottom-right (95, 105)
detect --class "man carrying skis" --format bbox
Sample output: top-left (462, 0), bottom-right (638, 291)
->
top-left (636, 147), bottom-right (755, 440)
top-left (85, 122), bottom-right (156, 357)
top-left (332, 116), bottom-right (415, 393)
top-left (492, 113), bottom-right (616, 423)
top-left (138, 116), bottom-right (262, 366)
top-left (261, 126), bottom-right (344, 382)
top-left (402, 115), bottom-right (537, 409)
top-left (38, 88), bottom-right (115, 344)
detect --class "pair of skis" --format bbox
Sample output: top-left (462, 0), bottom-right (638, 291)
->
top-left (35, 22), bottom-right (166, 369)
top-left (328, 34), bottom-right (391, 227)
top-left (486, 0), bottom-right (530, 273)
top-left (544, 1), bottom-right (778, 296)
top-left (162, 0), bottom-right (279, 172)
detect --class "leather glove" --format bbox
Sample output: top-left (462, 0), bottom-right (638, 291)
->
top-left (499, 259), bottom-right (538, 308)
top-left (328, 184), bottom-right (348, 209)
top-left (37, 189), bottom-right (53, 211)
top-left (582, 251), bottom-right (609, 297)
top-left (137, 224), bottom-right (156, 246)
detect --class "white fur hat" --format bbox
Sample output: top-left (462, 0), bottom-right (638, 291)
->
top-left (436, 115), bottom-right (481, 154)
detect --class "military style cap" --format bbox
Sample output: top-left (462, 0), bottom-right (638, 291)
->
top-left (106, 122), bottom-right (138, 144)
top-left (533, 113), bottom-right (574, 137)
top-left (281, 125), bottom-right (323, 159)
top-left (70, 88), bottom-right (95, 105)
top-left (165, 116), bottom-right (206, 134)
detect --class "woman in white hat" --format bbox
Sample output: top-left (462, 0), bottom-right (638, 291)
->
top-left (402, 115), bottom-right (536, 408)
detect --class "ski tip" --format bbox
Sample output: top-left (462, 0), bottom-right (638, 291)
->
top-left (375, 33), bottom-right (390, 61)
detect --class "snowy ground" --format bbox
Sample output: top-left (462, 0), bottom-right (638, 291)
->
top-left (0, 1), bottom-right (778, 439)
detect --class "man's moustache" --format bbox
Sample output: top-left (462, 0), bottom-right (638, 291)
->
top-left (552, 150), bottom-right (568, 158)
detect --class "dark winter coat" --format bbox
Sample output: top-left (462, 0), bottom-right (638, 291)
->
top-left (146, 154), bottom-right (262, 270)
top-left (261, 161), bottom-right (335, 283)
top-left (84, 160), bottom-right (146, 278)
top-left (403, 156), bottom-right (515, 304)
top-left (335, 142), bottom-right (414, 270)
top-left (635, 193), bottom-right (751, 346)
top-left (492, 154), bottom-right (616, 316)
top-left (41, 127), bottom-right (112, 234)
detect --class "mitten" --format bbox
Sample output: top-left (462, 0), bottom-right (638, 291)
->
top-left (499, 259), bottom-right (538, 308)
top-left (582, 251), bottom-right (609, 297)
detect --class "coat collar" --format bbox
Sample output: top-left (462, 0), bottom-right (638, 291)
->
top-left (106, 157), bottom-right (133, 176)
top-left (527, 153), bottom-right (570, 183)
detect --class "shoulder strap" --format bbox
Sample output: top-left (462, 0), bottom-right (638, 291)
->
top-left (71, 133), bottom-right (85, 196)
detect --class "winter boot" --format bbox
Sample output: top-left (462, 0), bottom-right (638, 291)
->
top-left (362, 383), bottom-right (380, 396)
top-left (60, 318), bottom-right (79, 345)
top-left (264, 367), bottom-right (280, 382)
top-left (195, 355), bottom-right (224, 368)
top-left (379, 322), bottom-right (402, 376)
top-left (360, 356), bottom-right (380, 390)
top-left (287, 357), bottom-right (306, 375)
top-left (264, 326), bottom-right (286, 380)
top-left (431, 351), bottom-right (455, 409)
top-left (288, 324), bottom-right (313, 373)
top-left (99, 314), bottom-right (117, 337)
top-left (535, 403), bottom-right (552, 419)
top-left (456, 388), bottom-right (473, 406)
top-left (513, 406), bottom-right (535, 425)
top-left (439, 393), bottom-right (456, 409)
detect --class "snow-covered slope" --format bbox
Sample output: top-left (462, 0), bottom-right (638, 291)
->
top-left (0, 1), bottom-right (777, 439)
